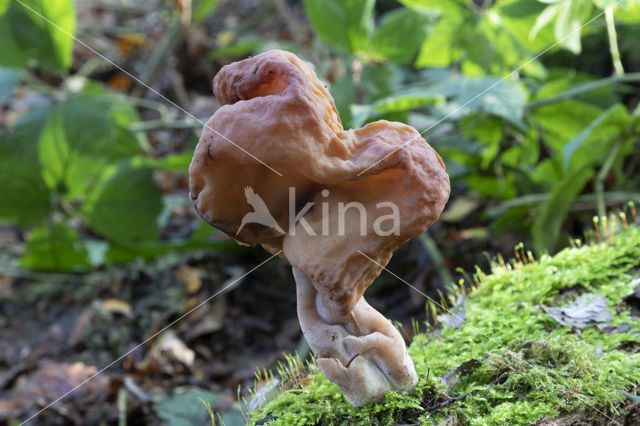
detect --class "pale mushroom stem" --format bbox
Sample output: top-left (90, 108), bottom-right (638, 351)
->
top-left (293, 267), bottom-right (418, 407)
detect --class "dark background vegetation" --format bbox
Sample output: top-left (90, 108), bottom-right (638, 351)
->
top-left (0, 0), bottom-right (639, 424)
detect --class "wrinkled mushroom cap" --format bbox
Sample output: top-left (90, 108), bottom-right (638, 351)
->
top-left (189, 49), bottom-right (450, 315)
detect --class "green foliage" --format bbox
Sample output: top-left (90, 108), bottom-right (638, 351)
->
top-left (0, 0), bottom-right (76, 71)
top-left (302, 0), bottom-right (375, 54)
top-left (530, 0), bottom-right (594, 54)
top-left (0, 106), bottom-right (53, 226)
top-left (0, 66), bottom-right (19, 102)
top-left (4, 0), bottom-right (640, 268)
top-left (20, 221), bottom-right (90, 271)
top-left (0, 92), bottom-right (171, 270)
top-left (82, 162), bottom-right (163, 245)
top-left (192, 0), bottom-right (219, 23)
top-left (250, 225), bottom-right (640, 424)
top-left (369, 8), bottom-right (431, 64)
top-left (301, 0), bottom-right (640, 253)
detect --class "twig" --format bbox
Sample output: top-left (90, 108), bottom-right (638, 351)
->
top-left (129, 118), bottom-right (203, 132)
top-left (118, 386), bottom-right (127, 426)
top-left (131, 14), bottom-right (183, 97)
top-left (487, 190), bottom-right (640, 218)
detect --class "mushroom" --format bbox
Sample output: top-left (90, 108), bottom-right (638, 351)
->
top-left (189, 50), bottom-right (450, 406)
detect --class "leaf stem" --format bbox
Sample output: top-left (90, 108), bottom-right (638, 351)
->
top-left (527, 72), bottom-right (640, 109)
top-left (595, 139), bottom-right (624, 218)
top-left (604, 6), bottom-right (624, 76)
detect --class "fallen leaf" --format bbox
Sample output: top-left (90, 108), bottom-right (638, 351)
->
top-left (618, 390), bottom-right (640, 403)
top-left (437, 295), bottom-right (467, 328)
top-left (100, 298), bottom-right (133, 318)
top-left (176, 265), bottom-right (203, 295)
top-left (597, 323), bottom-right (633, 334)
top-left (155, 330), bottom-right (195, 368)
top-left (542, 292), bottom-right (612, 329)
top-left (0, 362), bottom-right (109, 421)
top-left (441, 195), bottom-right (479, 223)
top-left (440, 358), bottom-right (482, 395)
top-left (248, 378), bottom-right (281, 411)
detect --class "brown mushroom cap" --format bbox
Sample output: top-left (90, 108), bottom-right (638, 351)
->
top-left (189, 49), bottom-right (450, 316)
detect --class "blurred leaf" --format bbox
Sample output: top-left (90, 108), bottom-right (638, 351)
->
top-left (0, 66), bottom-right (19, 102)
top-left (369, 8), bottom-right (431, 65)
top-left (441, 195), bottom-right (479, 223)
top-left (467, 10), bottom-right (546, 78)
top-left (397, 0), bottom-right (466, 14)
top-left (20, 222), bottom-right (90, 271)
top-left (0, 0), bottom-right (76, 71)
top-left (331, 72), bottom-right (357, 128)
top-left (192, 0), bottom-right (218, 23)
top-left (415, 12), bottom-right (467, 68)
top-left (209, 39), bottom-right (262, 60)
top-left (82, 163), bottom-right (163, 245)
top-left (154, 388), bottom-right (241, 426)
top-left (531, 0), bottom-right (593, 54)
top-left (618, 390), bottom-right (640, 403)
top-left (302, 0), bottom-right (374, 53)
top-left (533, 100), bottom-right (602, 151)
top-left (362, 76), bottom-right (527, 128)
top-left (0, 106), bottom-right (52, 226)
top-left (38, 95), bottom-right (144, 198)
top-left (432, 76), bottom-right (528, 129)
top-left (616, 0), bottom-right (640, 22)
top-left (106, 233), bottom-right (237, 264)
top-left (360, 63), bottom-right (397, 101)
top-left (0, 0), bottom-right (8, 14)
top-left (532, 165), bottom-right (594, 254)
top-left (554, 0), bottom-right (592, 54)
top-left (562, 104), bottom-right (631, 171)
top-left (497, 0), bottom-right (555, 51)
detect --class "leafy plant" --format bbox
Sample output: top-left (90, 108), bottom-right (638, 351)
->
top-left (301, 0), bottom-right (640, 253)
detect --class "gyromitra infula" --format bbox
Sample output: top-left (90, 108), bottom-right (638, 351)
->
top-left (189, 50), bottom-right (450, 407)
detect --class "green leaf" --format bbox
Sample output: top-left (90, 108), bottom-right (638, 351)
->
top-left (0, 0), bottom-right (76, 71)
top-left (533, 100), bottom-right (602, 151)
top-left (106, 237), bottom-right (237, 264)
top-left (397, 0), bottom-right (466, 14)
top-left (354, 76), bottom-right (527, 128)
top-left (330, 72), bottom-right (357, 128)
top-left (553, 0), bottom-right (593, 54)
top-left (415, 13), bottom-right (466, 68)
top-left (38, 95), bottom-right (144, 198)
top-left (82, 163), bottom-right (163, 245)
top-left (497, 0), bottom-right (555, 51)
top-left (192, 0), bottom-right (218, 23)
top-left (532, 165), bottom-right (594, 254)
top-left (369, 8), bottom-right (432, 65)
top-left (20, 222), bottom-right (90, 271)
top-left (0, 106), bottom-right (52, 226)
top-left (302, 0), bottom-right (374, 53)
top-left (0, 66), bottom-right (19, 102)
top-left (562, 104), bottom-right (630, 171)
top-left (432, 77), bottom-right (528, 127)
top-left (0, 0), bottom-right (9, 14)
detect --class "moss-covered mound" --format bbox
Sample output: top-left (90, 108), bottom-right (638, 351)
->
top-left (248, 224), bottom-right (640, 425)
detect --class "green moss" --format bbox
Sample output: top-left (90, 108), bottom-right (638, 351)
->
top-left (248, 225), bottom-right (640, 425)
